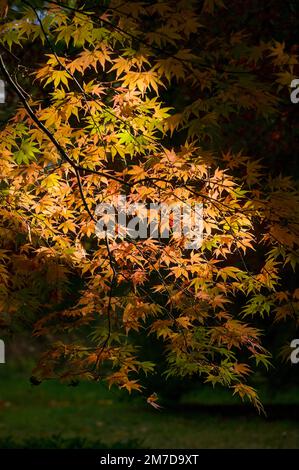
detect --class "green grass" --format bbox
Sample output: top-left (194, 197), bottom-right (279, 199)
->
top-left (0, 363), bottom-right (298, 449)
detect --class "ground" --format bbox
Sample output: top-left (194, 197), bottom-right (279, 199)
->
top-left (0, 362), bottom-right (298, 448)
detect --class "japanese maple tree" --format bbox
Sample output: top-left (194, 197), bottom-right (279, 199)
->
top-left (0, 0), bottom-right (298, 411)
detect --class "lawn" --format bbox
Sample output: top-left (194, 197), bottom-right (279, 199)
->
top-left (0, 362), bottom-right (298, 449)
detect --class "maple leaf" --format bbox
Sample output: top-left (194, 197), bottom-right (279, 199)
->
top-left (147, 393), bottom-right (163, 410)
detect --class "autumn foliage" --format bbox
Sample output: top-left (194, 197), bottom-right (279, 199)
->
top-left (0, 0), bottom-right (298, 411)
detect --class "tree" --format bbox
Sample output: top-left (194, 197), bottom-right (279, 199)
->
top-left (0, 0), bottom-right (298, 411)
